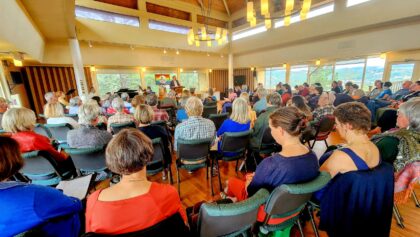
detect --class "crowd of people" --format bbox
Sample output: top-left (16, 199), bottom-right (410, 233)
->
top-left (0, 78), bottom-right (419, 236)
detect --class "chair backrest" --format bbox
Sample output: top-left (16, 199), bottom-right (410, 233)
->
top-left (264, 172), bottom-right (331, 223)
top-left (34, 124), bottom-right (52, 138)
top-left (315, 115), bottom-right (335, 139)
top-left (44, 123), bottom-right (73, 143)
top-left (82, 213), bottom-right (188, 237)
top-left (198, 189), bottom-right (269, 237)
top-left (226, 106), bottom-right (232, 115)
top-left (110, 122), bottom-right (136, 134)
top-left (220, 130), bottom-right (251, 154)
top-left (21, 150), bottom-right (70, 186)
top-left (202, 105), bottom-right (217, 118)
top-left (65, 114), bottom-right (79, 122)
top-left (147, 138), bottom-right (165, 175)
top-left (64, 147), bottom-right (106, 174)
top-left (209, 113), bottom-right (228, 131)
top-left (177, 138), bottom-right (212, 164)
top-left (204, 101), bottom-right (217, 107)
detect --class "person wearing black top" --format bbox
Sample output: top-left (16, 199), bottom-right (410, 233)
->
top-left (135, 104), bottom-right (172, 180)
top-left (331, 81), bottom-right (342, 94)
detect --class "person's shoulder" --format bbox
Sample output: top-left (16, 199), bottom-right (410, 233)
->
top-left (151, 182), bottom-right (179, 197)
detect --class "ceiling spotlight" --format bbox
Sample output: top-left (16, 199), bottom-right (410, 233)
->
top-left (176, 50), bottom-right (180, 55)
top-left (130, 45), bottom-right (134, 50)
top-left (90, 66), bottom-right (96, 72)
top-left (315, 60), bottom-right (321, 66)
top-left (163, 49), bottom-right (167, 54)
top-left (251, 67), bottom-right (255, 71)
top-left (207, 53), bottom-right (210, 57)
top-left (88, 41), bottom-right (93, 48)
top-left (179, 68), bottom-right (183, 72)
top-left (142, 67), bottom-right (146, 72)
top-left (283, 63), bottom-right (287, 68)
top-left (221, 54), bottom-right (224, 58)
top-left (209, 69), bottom-right (212, 73)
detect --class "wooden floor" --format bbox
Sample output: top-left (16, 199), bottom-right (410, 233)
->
top-left (147, 131), bottom-right (420, 237)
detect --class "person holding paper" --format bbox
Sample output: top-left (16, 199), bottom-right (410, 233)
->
top-left (0, 137), bottom-right (82, 237)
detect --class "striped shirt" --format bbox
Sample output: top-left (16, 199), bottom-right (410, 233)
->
top-left (174, 116), bottom-right (216, 151)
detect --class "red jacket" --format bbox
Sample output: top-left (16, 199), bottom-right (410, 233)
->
top-left (11, 131), bottom-right (67, 162)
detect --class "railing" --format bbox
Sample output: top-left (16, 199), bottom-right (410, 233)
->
top-left (391, 81), bottom-right (404, 92)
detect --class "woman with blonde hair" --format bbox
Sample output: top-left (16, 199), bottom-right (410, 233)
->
top-left (44, 102), bottom-right (79, 128)
top-left (217, 98), bottom-right (251, 156)
top-left (130, 95), bottom-right (145, 114)
top-left (240, 92), bottom-right (257, 128)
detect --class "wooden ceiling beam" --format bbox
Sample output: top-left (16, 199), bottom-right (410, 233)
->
top-left (222, 0), bottom-right (230, 16)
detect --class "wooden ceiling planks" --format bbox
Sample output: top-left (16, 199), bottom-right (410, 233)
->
top-left (146, 2), bottom-right (191, 21)
top-left (177, 0), bottom-right (229, 13)
top-left (95, 0), bottom-right (138, 9)
top-left (197, 15), bottom-right (228, 28)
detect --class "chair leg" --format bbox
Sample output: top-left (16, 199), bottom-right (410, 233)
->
top-left (324, 140), bottom-right (329, 148)
top-left (310, 140), bottom-right (315, 149)
top-left (210, 164), bottom-right (214, 196)
top-left (235, 159), bottom-right (239, 172)
top-left (216, 160), bottom-right (223, 192)
top-left (168, 166), bottom-right (173, 185)
top-left (393, 204), bottom-right (405, 228)
top-left (307, 205), bottom-right (320, 237)
top-left (296, 219), bottom-right (305, 237)
top-left (176, 167), bottom-right (181, 195)
top-left (412, 190), bottom-right (420, 208)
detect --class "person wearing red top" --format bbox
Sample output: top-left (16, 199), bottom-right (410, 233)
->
top-left (281, 84), bottom-right (292, 106)
top-left (1, 108), bottom-right (67, 162)
top-left (85, 129), bottom-right (187, 235)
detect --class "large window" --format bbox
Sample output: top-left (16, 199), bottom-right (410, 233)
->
top-left (389, 63), bottom-right (415, 82)
top-left (75, 6), bottom-right (140, 27)
top-left (180, 72), bottom-right (200, 90)
top-left (309, 65), bottom-right (333, 90)
top-left (334, 59), bottom-right (365, 88)
top-left (290, 65), bottom-right (308, 86)
top-left (96, 70), bottom-right (141, 96)
top-left (363, 57), bottom-right (385, 91)
top-left (265, 67), bottom-right (286, 89)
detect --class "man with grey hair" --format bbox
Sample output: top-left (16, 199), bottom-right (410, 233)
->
top-left (250, 92), bottom-right (282, 150)
top-left (44, 92), bottom-right (57, 103)
top-left (67, 102), bottom-right (112, 148)
top-left (68, 96), bottom-right (82, 114)
top-left (253, 88), bottom-right (268, 114)
top-left (146, 93), bottom-right (169, 122)
top-left (107, 97), bottom-right (135, 133)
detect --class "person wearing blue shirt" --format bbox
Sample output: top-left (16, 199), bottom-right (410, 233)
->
top-left (0, 136), bottom-right (82, 237)
top-left (217, 98), bottom-right (251, 156)
top-left (390, 81), bottom-right (412, 100)
top-left (253, 88), bottom-right (268, 114)
top-left (375, 81), bottom-right (393, 100)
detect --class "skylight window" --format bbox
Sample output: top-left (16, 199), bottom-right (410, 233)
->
top-left (275, 3), bottom-right (334, 28)
top-left (148, 20), bottom-right (190, 35)
top-left (232, 25), bottom-right (267, 41)
top-left (75, 6), bottom-right (139, 27)
top-left (347, 0), bottom-right (370, 7)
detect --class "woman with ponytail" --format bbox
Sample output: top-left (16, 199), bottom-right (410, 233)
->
top-left (223, 107), bottom-right (319, 217)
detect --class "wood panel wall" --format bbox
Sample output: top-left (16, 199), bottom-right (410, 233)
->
top-left (23, 66), bottom-right (93, 116)
top-left (209, 68), bottom-right (256, 93)
top-left (209, 69), bottom-right (228, 93)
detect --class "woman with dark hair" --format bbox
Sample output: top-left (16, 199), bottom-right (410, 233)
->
top-left (290, 95), bottom-right (313, 121)
top-left (331, 81), bottom-right (341, 94)
top-left (0, 137), bottom-right (82, 237)
top-left (224, 107), bottom-right (319, 223)
top-left (281, 84), bottom-right (292, 106)
top-left (85, 129), bottom-right (186, 234)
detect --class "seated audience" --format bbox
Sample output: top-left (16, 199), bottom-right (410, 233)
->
top-left (401, 81), bottom-right (420, 102)
top-left (136, 104), bottom-right (172, 180)
top-left (289, 95), bottom-right (313, 121)
top-left (0, 137), bottom-right (82, 237)
top-left (250, 92), bottom-right (282, 150)
top-left (331, 81), bottom-right (342, 94)
top-left (253, 88), bottom-right (268, 114)
top-left (297, 84), bottom-right (310, 97)
top-left (67, 102), bottom-right (112, 148)
top-left (160, 89), bottom-right (177, 108)
top-left (390, 80), bottom-right (412, 100)
top-left (307, 86), bottom-right (323, 110)
top-left (146, 93), bottom-right (169, 122)
top-left (90, 97), bottom-right (108, 124)
top-left (203, 88), bottom-right (217, 105)
top-left (174, 96), bottom-right (216, 151)
top-left (2, 108), bottom-right (68, 162)
top-left (85, 129), bottom-right (187, 234)
top-left (44, 91), bottom-right (58, 105)
top-left (368, 80), bottom-right (383, 99)
top-left (337, 80), bottom-right (344, 92)
top-left (234, 85), bottom-right (242, 98)
top-left (333, 92), bottom-right (355, 107)
top-left (281, 84), bottom-right (292, 106)
top-left (312, 92), bottom-right (336, 124)
top-left (240, 92), bottom-right (257, 128)
top-left (130, 95), bottom-right (145, 114)
top-left (225, 107), bottom-right (319, 222)
top-left (0, 97), bottom-right (9, 130)
top-left (375, 81), bottom-right (392, 100)
top-left (217, 98), bottom-right (251, 155)
top-left (275, 83), bottom-right (283, 95)
top-left (106, 95), bottom-right (130, 115)
top-left (227, 88), bottom-right (237, 101)
top-left (121, 92), bottom-right (132, 111)
top-left (44, 102), bottom-right (79, 128)
top-left (68, 96), bottom-right (81, 114)
top-left (56, 91), bottom-right (69, 107)
top-left (107, 98), bottom-right (136, 133)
